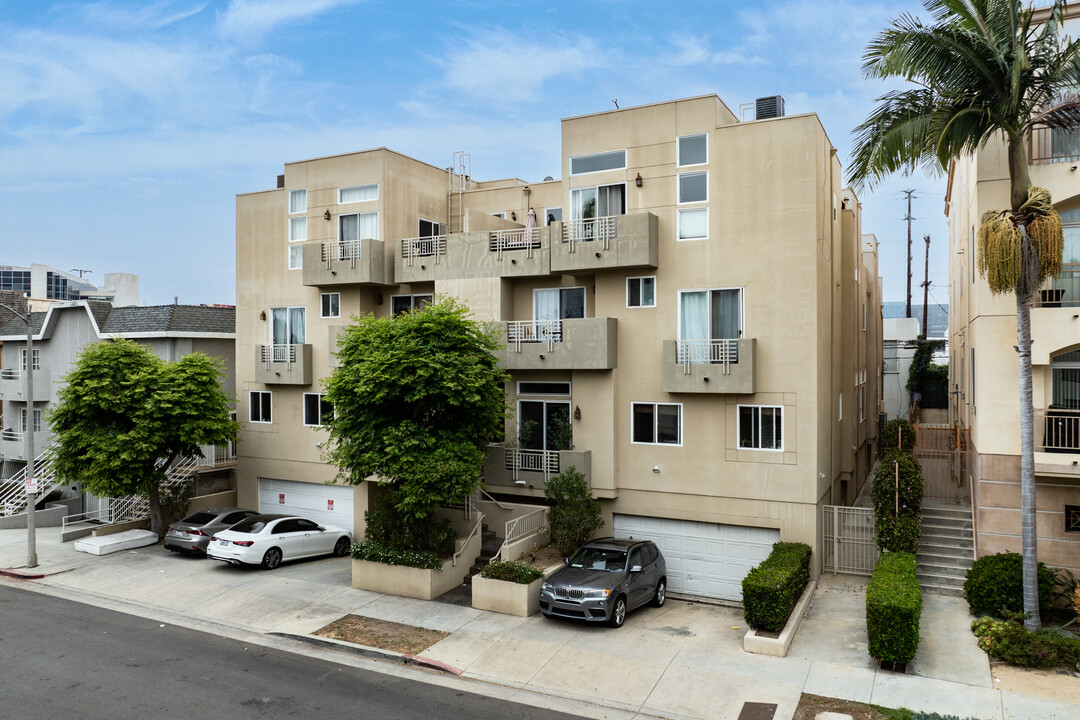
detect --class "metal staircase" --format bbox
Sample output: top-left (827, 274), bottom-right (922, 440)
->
top-left (0, 449), bottom-right (60, 516)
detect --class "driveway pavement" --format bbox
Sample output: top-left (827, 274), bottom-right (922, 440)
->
top-left (1, 527), bottom-right (1077, 720)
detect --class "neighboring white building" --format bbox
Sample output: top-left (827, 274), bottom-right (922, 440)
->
top-left (0, 264), bottom-right (139, 311)
top-left (883, 317), bottom-right (921, 420)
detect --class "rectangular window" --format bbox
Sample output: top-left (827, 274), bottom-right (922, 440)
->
top-left (289, 217), bottom-right (306, 242)
top-left (1065, 505), bottom-right (1080, 534)
top-left (249, 391), bottom-right (272, 423)
top-left (627, 276), bottom-right (656, 308)
top-left (678, 171), bottom-right (708, 204)
top-left (862, 302), bottom-right (867, 331)
top-left (544, 207), bottom-right (562, 225)
top-left (533, 287), bottom-right (585, 322)
top-left (320, 293), bottom-right (340, 318)
top-left (418, 218), bottom-right (445, 238)
top-left (738, 405), bottom-right (783, 450)
top-left (20, 348), bottom-right (40, 371)
top-left (517, 400), bottom-right (572, 451)
top-left (289, 189), bottom-right (307, 215)
top-left (339, 184), bottom-right (378, 204)
top-left (340, 212), bottom-right (378, 243)
top-left (270, 306), bottom-right (305, 346)
top-left (571, 184), bottom-right (625, 220)
top-left (19, 408), bottom-right (42, 433)
top-left (517, 381), bottom-right (571, 396)
top-left (860, 385), bottom-right (866, 422)
top-left (678, 207), bottom-right (708, 240)
top-left (303, 393), bottom-right (334, 426)
top-left (631, 403), bottom-right (681, 445)
top-left (677, 134), bottom-right (708, 166)
top-left (883, 341), bottom-right (899, 373)
top-left (570, 149), bottom-right (626, 175)
top-left (678, 288), bottom-right (741, 362)
top-left (391, 293), bottom-right (433, 316)
top-left (288, 245), bottom-right (302, 270)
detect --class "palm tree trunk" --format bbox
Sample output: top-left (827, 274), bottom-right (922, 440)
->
top-left (1016, 288), bottom-right (1041, 630)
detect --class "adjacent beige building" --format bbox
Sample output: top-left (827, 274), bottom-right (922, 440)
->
top-left (235, 94), bottom-right (882, 600)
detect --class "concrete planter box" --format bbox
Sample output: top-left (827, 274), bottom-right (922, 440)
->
top-left (352, 557), bottom-right (468, 600)
top-left (471, 575), bottom-right (542, 616)
top-left (742, 580), bottom-right (816, 657)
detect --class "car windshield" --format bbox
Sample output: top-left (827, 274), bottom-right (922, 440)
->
top-left (568, 547), bottom-right (627, 572)
top-left (180, 512), bottom-right (217, 525)
top-left (228, 517), bottom-right (268, 534)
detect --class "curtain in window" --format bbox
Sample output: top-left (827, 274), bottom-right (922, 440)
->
top-left (598, 184), bottom-right (624, 217)
top-left (680, 291), bottom-right (709, 363)
top-left (271, 308), bottom-right (288, 345)
top-left (712, 289), bottom-right (740, 339)
top-left (288, 307), bottom-right (305, 344)
top-left (534, 289), bottom-right (560, 322)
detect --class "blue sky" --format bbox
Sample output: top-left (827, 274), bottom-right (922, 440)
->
top-left (0, 0), bottom-right (951, 310)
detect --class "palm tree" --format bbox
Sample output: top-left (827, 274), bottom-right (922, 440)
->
top-left (849, 0), bottom-right (1080, 629)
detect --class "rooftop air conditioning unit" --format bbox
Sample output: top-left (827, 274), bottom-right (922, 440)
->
top-left (755, 95), bottom-right (785, 120)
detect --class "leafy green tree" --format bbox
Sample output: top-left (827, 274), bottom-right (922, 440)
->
top-left (849, 0), bottom-right (1080, 629)
top-left (49, 338), bottom-right (238, 536)
top-left (544, 467), bottom-right (603, 557)
top-left (323, 298), bottom-right (508, 538)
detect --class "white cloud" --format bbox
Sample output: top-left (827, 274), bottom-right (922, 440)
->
top-left (439, 28), bottom-right (611, 106)
top-left (217, 0), bottom-right (361, 42)
top-left (67, 1), bottom-right (209, 31)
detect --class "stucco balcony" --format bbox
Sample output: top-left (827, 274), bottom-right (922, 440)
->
top-left (494, 317), bottom-right (617, 371)
top-left (0, 429), bottom-right (50, 462)
top-left (301, 239), bottom-right (387, 286)
top-left (484, 446), bottom-right (591, 491)
top-left (661, 338), bottom-right (756, 394)
top-left (394, 228), bottom-right (551, 284)
top-left (0, 368), bottom-right (51, 402)
top-left (255, 344), bottom-right (313, 385)
top-left (549, 213), bottom-right (658, 274)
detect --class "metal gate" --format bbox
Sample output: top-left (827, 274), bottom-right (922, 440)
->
top-left (914, 424), bottom-right (971, 503)
top-left (821, 505), bottom-right (878, 575)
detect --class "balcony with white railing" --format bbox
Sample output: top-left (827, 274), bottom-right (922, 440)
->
top-left (550, 212), bottom-right (658, 273)
top-left (0, 429), bottom-right (50, 462)
top-left (495, 317), bottom-right (617, 370)
top-left (255, 343), bottom-right (313, 385)
top-left (394, 228), bottom-right (551, 284)
top-left (661, 338), bottom-right (756, 394)
top-left (484, 445), bottom-right (592, 492)
top-left (301, 238), bottom-right (387, 287)
top-left (0, 368), bottom-right (51, 401)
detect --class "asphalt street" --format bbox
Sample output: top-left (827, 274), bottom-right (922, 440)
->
top-left (0, 583), bottom-right (586, 720)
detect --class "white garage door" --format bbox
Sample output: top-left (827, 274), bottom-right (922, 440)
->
top-left (613, 514), bottom-right (780, 601)
top-left (258, 478), bottom-right (355, 534)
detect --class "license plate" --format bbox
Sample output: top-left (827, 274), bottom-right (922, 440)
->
top-left (218, 539), bottom-right (229, 547)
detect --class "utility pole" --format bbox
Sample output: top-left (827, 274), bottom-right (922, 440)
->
top-left (903, 190), bottom-right (916, 319)
top-left (922, 234), bottom-right (931, 339)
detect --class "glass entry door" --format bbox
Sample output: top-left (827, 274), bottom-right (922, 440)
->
top-left (518, 401), bottom-right (572, 451)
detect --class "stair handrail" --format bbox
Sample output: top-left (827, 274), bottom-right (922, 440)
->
top-left (489, 506), bottom-right (548, 564)
top-left (0, 447), bottom-right (60, 516)
top-left (452, 510), bottom-right (484, 567)
top-left (476, 487), bottom-right (511, 511)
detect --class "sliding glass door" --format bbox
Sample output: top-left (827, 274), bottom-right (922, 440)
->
top-left (678, 289), bottom-right (741, 363)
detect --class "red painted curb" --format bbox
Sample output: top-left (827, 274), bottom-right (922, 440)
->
top-left (0, 568), bottom-right (45, 580)
top-left (403, 654), bottom-right (463, 675)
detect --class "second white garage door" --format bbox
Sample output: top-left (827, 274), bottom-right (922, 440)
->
top-left (258, 478), bottom-right (356, 534)
top-left (612, 514), bottom-right (780, 601)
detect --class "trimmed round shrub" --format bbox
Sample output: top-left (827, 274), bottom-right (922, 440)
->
top-left (964, 552), bottom-right (1055, 618)
top-left (480, 561), bottom-right (543, 584)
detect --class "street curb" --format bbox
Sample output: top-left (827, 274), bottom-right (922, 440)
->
top-left (268, 632), bottom-right (462, 676)
top-left (0, 568), bottom-right (45, 580)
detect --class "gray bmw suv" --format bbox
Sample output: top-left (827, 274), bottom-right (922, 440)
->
top-left (539, 537), bottom-right (666, 628)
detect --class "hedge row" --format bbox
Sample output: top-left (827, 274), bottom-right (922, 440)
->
top-left (866, 552), bottom-right (923, 664)
top-left (350, 539), bottom-right (443, 570)
top-left (872, 446), bottom-right (924, 554)
top-left (742, 542), bottom-right (812, 633)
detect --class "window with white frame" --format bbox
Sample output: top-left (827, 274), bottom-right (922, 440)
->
top-left (249, 391), bottom-right (272, 423)
top-left (491, 212), bottom-right (505, 219)
top-left (627, 276), bottom-right (656, 308)
top-left (738, 405), bottom-right (783, 450)
top-left (289, 189), bottom-right (307, 215)
top-left (678, 170), bottom-right (708, 240)
top-left (288, 245), bottom-right (302, 270)
top-left (570, 149), bottom-right (626, 175)
top-left (20, 348), bottom-right (40, 371)
top-left (303, 393), bottom-right (334, 426)
top-left (678, 288), bottom-right (742, 363)
top-left (19, 407), bottom-right (42, 433)
top-left (392, 293), bottom-right (433, 316)
top-left (289, 216), bottom-right (306, 242)
top-left (340, 212), bottom-right (377, 244)
top-left (321, 293), bottom-right (340, 318)
top-left (571, 184), bottom-right (625, 221)
top-left (544, 207), bottom-right (562, 225)
top-left (677, 134), bottom-right (708, 167)
top-left (270, 306), bottom-right (305, 348)
top-left (339, 184), bottom-right (378, 204)
top-left (631, 402), bottom-right (681, 445)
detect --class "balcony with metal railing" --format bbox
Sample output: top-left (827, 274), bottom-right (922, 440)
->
top-left (394, 228), bottom-right (552, 284)
top-left (301, 238), bottom-right (387, 287)
top-left (1033, 264), bottom-right (1080, 307)
top-left (550, 212), bottom-right (658, 273)
top-left (0, 429), bottom-right (50, 462)
top-left (1037, 408), bottom-right (1080, 454)
top-left (254, 343), bottom-right (313, 385)
top-left (661, 338), bottom-right (756, 393)
top-left (484, 445), bottom-right (592, 492)
top-left (0, 368), bottom-right (51, 401)
top-left (494, 317), bottom-right (617, 371)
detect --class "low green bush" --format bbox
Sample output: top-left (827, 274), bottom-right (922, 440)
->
top-left (971, 616), bottom-right (1080, 669)
top-left (480, 561), bottom-right (544, 584)
top-left (350, 539), bottom-right (442, 570)
top-left (742, 542), bottom-right (812, 632)
top-left (866, 552), bottom-right (923, 664)
top-left (361, 490), bottom-right (456, 558)
top-left (963, 552), bottom-right (1055, 618)
top-left (545, 467), bottom-right (604, 557)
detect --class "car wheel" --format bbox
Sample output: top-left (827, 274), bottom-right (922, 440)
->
top-left (261, 547), bottom-right (283, 570)
top-left (608, 596), bottom-right (627, 628)
top-left (333, 536), bottom-right (351, 557)
top-left (652, 578), bottom-right (666, 607)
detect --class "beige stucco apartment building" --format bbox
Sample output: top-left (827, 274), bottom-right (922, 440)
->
top-left (235, 94), bottom-right (882, 601)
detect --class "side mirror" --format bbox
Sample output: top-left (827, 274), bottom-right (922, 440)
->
top-left (630, 564), bottom-right (643, 573)
top-left (563, 557), bottom-right (570, 565)
top-left (317, 525), bottom-right (326, 531)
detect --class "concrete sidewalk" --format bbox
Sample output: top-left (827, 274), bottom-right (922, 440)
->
top-left (1, 527), bottom-right (1076, 720)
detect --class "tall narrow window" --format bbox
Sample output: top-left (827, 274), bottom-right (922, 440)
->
top-left (303, 393), bottom-right (334, 426)
top-left (270, 306), bottom-right (305, 347)
top-left (289, 189), bottom-right (307, 214)
top-left (20, 348), bottom-right (40, 370)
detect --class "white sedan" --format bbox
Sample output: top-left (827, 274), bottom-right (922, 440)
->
top-left (207, 514), bottom-right (352, 569)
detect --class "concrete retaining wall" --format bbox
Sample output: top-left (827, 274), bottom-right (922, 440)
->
top-left (472, 575), bottom-right (542, 616)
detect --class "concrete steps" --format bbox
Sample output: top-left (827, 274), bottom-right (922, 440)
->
top-left (465, 525), bottom-right (503, 585)
top-left (917, 505), bottom-right (974, 598)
